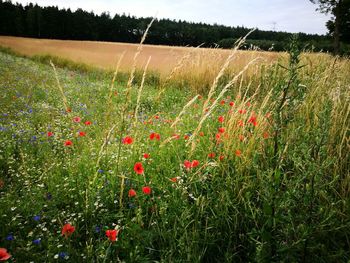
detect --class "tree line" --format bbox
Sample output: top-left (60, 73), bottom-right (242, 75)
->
top-left (311, 0), bottom-right (350, 54)
top-left (0, 0), bottom-right (348, 53)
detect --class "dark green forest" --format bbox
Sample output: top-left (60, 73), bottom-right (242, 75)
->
top-left (0, 0), bottom-right (347, 53)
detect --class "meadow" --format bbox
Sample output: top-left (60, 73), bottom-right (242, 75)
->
top-left (0, 35), bottom-right (349, 262)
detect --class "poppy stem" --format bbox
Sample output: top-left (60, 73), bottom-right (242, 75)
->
top-left (119, 174), bottom-right (126, 211)
top-left (102, 243), bottom-right (112, 263)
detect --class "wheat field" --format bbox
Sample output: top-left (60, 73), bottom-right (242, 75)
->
top-left (0, 36), bottom-right (282, 73)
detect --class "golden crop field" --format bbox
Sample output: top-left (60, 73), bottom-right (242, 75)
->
top-left (0, 36), bottom-right (282, 75)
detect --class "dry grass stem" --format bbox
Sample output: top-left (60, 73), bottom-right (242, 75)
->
top-left (134, 56), bottom-right (152, 126)
top-left (50, 60), bottom-right (69, 111)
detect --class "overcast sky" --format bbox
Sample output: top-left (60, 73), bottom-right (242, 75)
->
top-left (15, 0), bottom-right (331, 35)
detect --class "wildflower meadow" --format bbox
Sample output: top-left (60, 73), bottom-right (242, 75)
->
top-left (0, 36), bottom-right (349, 262)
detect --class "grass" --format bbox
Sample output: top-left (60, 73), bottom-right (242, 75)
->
top-left (0, 37), bottom-right (349, 262)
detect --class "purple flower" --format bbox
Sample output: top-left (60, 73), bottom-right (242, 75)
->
top-left (33, 215), bottom-right (41, 221)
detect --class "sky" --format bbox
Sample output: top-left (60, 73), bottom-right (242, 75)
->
top-left (14, 0), bottom-right (331, 35)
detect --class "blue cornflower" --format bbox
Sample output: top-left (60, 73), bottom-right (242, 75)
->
top-left (6, 234), bottom-right (14, 241)
top-left (128, 202), bottom-right (136, 209)
top-left (46, 192), bottom-right (52, 200)
top-left (33, 215), bottom-right (41, 221)
top-left (33, 238), bottom-right (41, 245)
top-left (59, 252), bottom-right (68, 259)
top-left (98, 169), bottom-right (104, 174)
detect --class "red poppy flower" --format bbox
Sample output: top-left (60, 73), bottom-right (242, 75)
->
top-left (128, 189), bottom-right (137, 197)
top-left (238, 109), bottom-right (246, 114)
top-left (218, 127), bottom-right (225, 133)
top-left (218, 116), bottom-right (224, 123)
top-left (142, 186), bottom-right (152, 195)
top-left (66, 107), bottom-right (72, 113)
top-left (149, 132), bottom-right (160, 141)
top-left (106, 229), bottom-right (118, 242)
top-left (220, 100), bottom-right (225, 105)
top-left (199, 132), bottom-right (205, 137)
top-left (198, 95), bottom-right (203, 100)
top-left (61, 223), bottom-right (75, 238)
top-left (239, 134), bottom-right (244, 141)
top-left (208, 152), bottom-right (216, 158)
top-left (172, 134), bottom-right (180, 139)
top-left (84, 121), bottom-right (92, 126)
top-left (47, 131), bottom-right (54, 137)
top-left (64, 140), bottom-right (73, 146)
top-left (184, 160), bottom-right (199, 169)
top-left (246, 102), bottom-right (251, 107)
top-left (123, 136), bottom-right (133, 145)
top-left (154, 115), bottom-right (160, 119)
top-left (215, 133), bottom-right (221, 141)
top-left (235, 150), bottom-right (242, 157)
top-left (229, 101), bottom-right (235, 107)
top-left (73, 116), bottom-right (81, 123)
top-left (238, 120), bottom-right (244, 127)
top-left (134, 162), bottom-right (144, 174)
top-left (143, 153), bottom-right (150, 159)
top-left (78, 131), bottom-right (86, 137)
top-left (219, 155), bottom-right (225, 161)
top-left (184, 135), bottom-right (190, 140)
top-left (184, 160), bottom-right (192, 169)
top-left (171, 177), bottom-right (178, 182)
top-left (248, 115), bottom-right (257, 126)
top-left (191, 160), bottom-right (199, 168)
top-left (0, 248), bottom-right (11, 261)
top-left (263, 132), bottom-right (269, 139)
